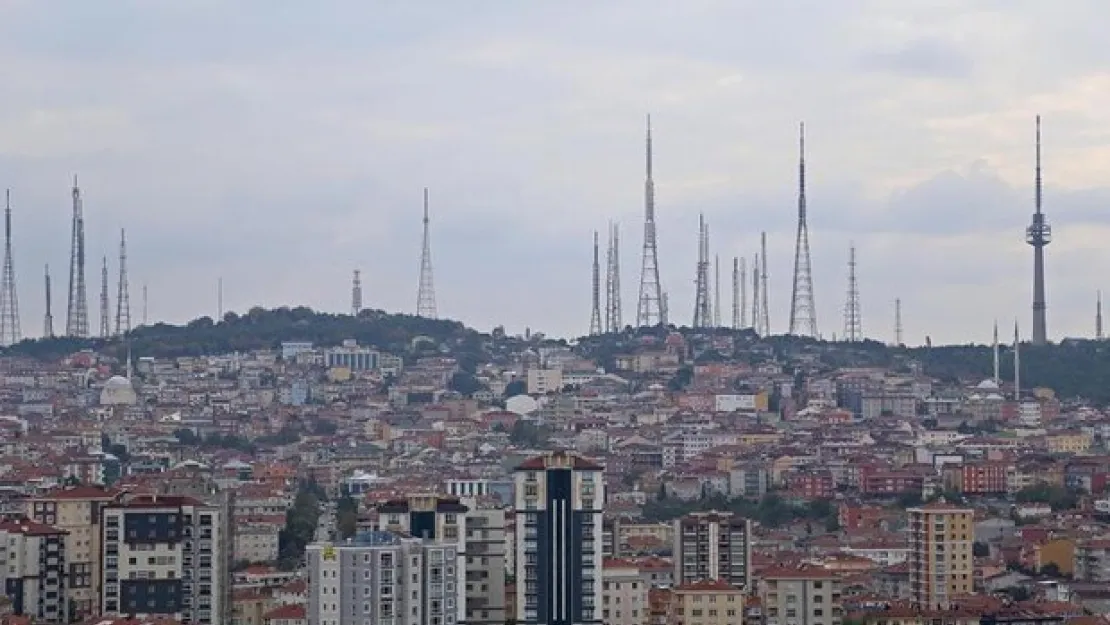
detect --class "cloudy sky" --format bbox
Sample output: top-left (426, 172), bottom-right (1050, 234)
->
top-left (1, 0), bottom-right (1109, 345)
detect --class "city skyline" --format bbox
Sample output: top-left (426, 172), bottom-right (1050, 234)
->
top-left (2, 2), bottom-right (1110, 344)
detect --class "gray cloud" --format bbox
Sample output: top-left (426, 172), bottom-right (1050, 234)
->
top-left (0, 1), bottom-right (1107, 345)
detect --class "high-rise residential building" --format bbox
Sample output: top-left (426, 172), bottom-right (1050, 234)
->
top-left (908, 500), bottom-right (974, 610)
top-left (460, 497), bottom-right (507, 625)
top-left (671, 579), bottom-right (746, 625)
top-left (672, 511), bottom-right (753, 591)
top-left (601, 558), bottom-right (646, 625)
top-left (306, 531), bottom-right (460, 625)
top-left (0, 518), bottom-right (68, 623)
top-left (375, 494), bottom-right (468, 624)
top-left (26, 485), bottom-right (122, 621)
top-left (760, 566), bottom-right (841, 625)
top-left (100, 495), bottom-right (225, 625)
top-left (514, 451), bottom-right (605, 625)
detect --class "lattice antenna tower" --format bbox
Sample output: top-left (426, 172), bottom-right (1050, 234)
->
top-left (731, 257), bottom-right (740, 330)
top-left (692, 214), bottom-right (711, 328)
top-left (115, 229), bottom-right (130, 336)
top-left (43, 265), bottom-right (53, 338)
top-left (636, 114), bottom-right (665, 326)
top-left (1097, 291), bottom-right (1104, 340)
top-left (740, 257), bottom-right (747, 328)
top-left (416, 187), bottom-right (437, 318)
top-left (351, 269), bottom-right (362, 316)
top-left (65, 176), bottom-right (88, 337)
top-left (751, 254), bottom-right (761, 335)
top-left (589, 231), bottom-right (602, 335)
top-left (894, 298), bottom-right (903, 346)
top-left (605, 223), bottom-right (622, 332)
top-left (98, 256), bottom-right (110, 338)
top-left (0, 190), bottom-right (19, 346)
top-left (843, 243), bottom-right (862, 341)
top-left (759, 232), bottom-right (770, 335)
top-left (713, 255), bottom-right (721, 327)
top-left (788, 122), bottom-right (818, 337)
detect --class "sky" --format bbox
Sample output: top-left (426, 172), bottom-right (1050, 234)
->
top-left (1, 1), bottom-right (1110, 346)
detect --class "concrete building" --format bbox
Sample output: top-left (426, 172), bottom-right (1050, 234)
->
top-left (100, 495), bottom-right (225, 625)
top-left (601, 558), bottom-right (646, 625)
top-left (514, 451), bottom-right (604, 625)
top-left (672, 511), bottom-right (753, 591)
top-left (0, 518), bottom-right (68, 623)
top-left (907, 500), bottom-right (974, 610)
top-left (1074, 539), bottom-right (1110, 582)
top-left (670, 579), bottom-right (745, 625)
top-left (459, 498), bottom-right (507, 625)
top-left (26, 485), bottom-right (122, 621)
top-left (305, 531), bottom-right (459, 625)
top-left (375, 495), bottom-right (468, 624)
top-left (526, 368), bottom-right (563, 395)
top-left (324, 340), bottom-right (379, 372)
top-left (760, 566), bottom-right (841, 625)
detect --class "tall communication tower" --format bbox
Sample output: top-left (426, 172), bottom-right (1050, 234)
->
top-left (416, 188), bottom-right (437, 319)
top-left (142, 283), bottom-right (148, 326)
top-left (739, 257), bottom-right (747, 328)
top-left (894, 298), bottom-right (903, 346)
top-left (843, 244), bottom-right (862, 342)
top-left (43, 265), bottom-right (53, 338)
top-left (589, 231), bottom-right (602, 335)
top-left (115, 229), bottom-right (130, 336)
top-left (731, 257), bottom-right (740, 330)
top-left (1027, 115), bottom-right (1051, 345)
top-left (636, 115), bottom-right (665, 326)
top-left (751, 255), bottom-right (761, 335)
top-left (605, 223), bottom-right (622, 332)
top-left (692, 215), bottom-right (711, 328)
top-left (98, 256), bottom-right (110, 338)
top-left (65, 176), bottom-right (88, 338)
top-left (1097, 291), bottom-right (1104, 340)
top-left (0, 190), bottom-right (20, 346)
top-left (759, 232), bottom-right (770, 335)
top-left (713, 255), bottom-right (721, 327)
top-left (788, 123), bottom-right (818, 337)
top-left (351, 270), bottom-right (362, 316)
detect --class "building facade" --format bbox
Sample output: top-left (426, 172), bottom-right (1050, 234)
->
top-left (0, 518), bottom-right (68, 623)
top-left (514, 451), bottom-right (604, 625)
top-left (908, 500), bottom-right (974, 610)
top-left (672, 511), bottom-right (753, 591)
top-left (760, 566), bottom-right (841, 625)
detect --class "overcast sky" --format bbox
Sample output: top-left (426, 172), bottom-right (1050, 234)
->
top-left (2, 1), bottom-right (1109, 345)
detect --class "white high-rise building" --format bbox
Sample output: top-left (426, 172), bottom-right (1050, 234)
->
top-left (514, 451), bottom-right (604, 625)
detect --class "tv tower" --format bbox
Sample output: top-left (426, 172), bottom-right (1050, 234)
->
top-left (605, 223), bottom-right (622, 332)
top-left (739, 257), bottom-right (747, 328)
top-left (43, 265), bottom-right (53, 338)
top-left (589, 231), bottom-right (602, 335)
top-left (99, 256), bottom-right (110, 339)
top-left (759, 232), bottom-right (770, 335)
top-left (142, 283), bottom-right (148, 326)
top-left (351, 270), bottom-right (362, 316)
top-left (731, 257), bottom-right (740, 330)
top-left (713, 255), bottom-right (721, 327)
top-left (893, 298), bottom-right (903, 346)
top-left (0, 190), bottom-right (19, 346)
top-left (416, 187), bottom-right (437, 319)
top-left (788, 123), bottom-right (818, 338)
top-left (692, 214), bottom-right (711, 328)
top-left (751, 254), bottom-right (761, 335)
top-left (65, 176), bottom-right (88, 338)
top-left (115, 229), bottom-right (130, 336)
top-left (1027, 115), bottom-right (1051, 345)
top-left (992, 320), bottom-right (1000, 385)
top-left (1097, 291), bottom-right (1104, 340)
top-left (843, 243), bottom-right (862, 342)
top-left (636, 114), bottom-right (665, 326)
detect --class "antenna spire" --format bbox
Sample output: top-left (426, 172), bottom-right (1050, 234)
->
top-left (0, 189), bottom-right (19, 346)
top-left (417, 187), bottom-right (438, 318)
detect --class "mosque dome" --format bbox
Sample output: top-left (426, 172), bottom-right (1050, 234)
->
top-left (100, 375), bottom-right (137, 406)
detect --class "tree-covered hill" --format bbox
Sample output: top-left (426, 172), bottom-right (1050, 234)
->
top-left (6, 306), bottom-right (489, 365)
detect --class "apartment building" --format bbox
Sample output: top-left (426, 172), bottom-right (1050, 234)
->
top-left (672, 511), bottom-right (753, 591)
top-left (760, 566), bottom-right (841, 625)
top-left (100, 495), bottom-right (225, 625)
top-left (907, 500), bottom-right (974, 610)
top-left (375, 495), bottom-right (468, 624)
top-left (305, 531), bottom-right (459, 625)
top-left (460, 497), bottom-right (507, 625)
top-left (514, 451), bottom-right (604, 625)
top-left (0, 518), bottom-right (68, 623)
top-left (1074, 539), bottom-right (1110, 582)
top-left (26, 485), bottom-right (122, 621)
top-left (602, 558), bottom-right (646, 625)
top-left (669, 579), bottom-right (745, 625)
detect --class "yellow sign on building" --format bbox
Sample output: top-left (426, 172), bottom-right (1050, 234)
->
top-left (322, 545), bottom-right (336, 561)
